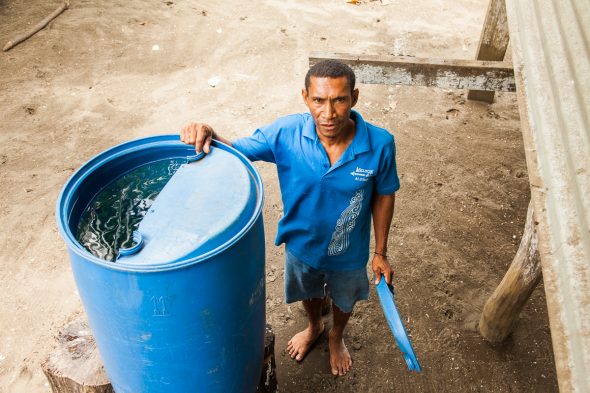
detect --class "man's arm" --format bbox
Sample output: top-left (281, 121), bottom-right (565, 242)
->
top-left (180, 123), bottom-right (232, 154)
top-left (371, 192), bottom-right (396, 285)
top-left (180, 122), bottom-right (276, 163)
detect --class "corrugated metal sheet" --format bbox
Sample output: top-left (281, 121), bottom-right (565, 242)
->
top-left (505, 0), bottom-right (590, 391)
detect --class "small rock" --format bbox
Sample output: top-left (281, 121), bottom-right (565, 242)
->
top-left (207, 76), bottom-right (220, 87)
top-left (152, 44), bottom-right (160, 51)
top-left (352, 342), bottom-right (362, 351)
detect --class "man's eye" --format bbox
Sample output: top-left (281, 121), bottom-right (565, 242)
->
top-left (313, 98), bottom-right (322, 103)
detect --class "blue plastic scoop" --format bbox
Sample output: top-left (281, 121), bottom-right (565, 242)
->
top-left (375, 276), bottom-right (422, 372)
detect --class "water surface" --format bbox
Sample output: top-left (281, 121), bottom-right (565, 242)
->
top-left (77, 159), bottom-right (182, 261)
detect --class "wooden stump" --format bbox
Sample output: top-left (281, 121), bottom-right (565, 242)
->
top-left (42, 318), bottom-right (277, 393)
top-left (41, 319), bottom-right (113, 393)
top-left (479, 201), bottom-right (542, 342)
top-left (257, 324), bottom-right (278, 393)
top-left (321, 296), bottom-right (332, 315)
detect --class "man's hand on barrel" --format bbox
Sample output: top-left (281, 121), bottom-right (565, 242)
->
top-left (180, 123), bottom-right (216, 154)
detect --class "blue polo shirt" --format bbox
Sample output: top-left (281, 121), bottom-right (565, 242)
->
top-left (232, 110), bottom-right (400, 271)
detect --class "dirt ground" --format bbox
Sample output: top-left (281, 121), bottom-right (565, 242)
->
top-left (0, 0), bottom-right (559, 392)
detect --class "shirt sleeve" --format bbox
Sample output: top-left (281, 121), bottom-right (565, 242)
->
top-left (374, 135), bottom-right (400, 195)
top-left (232, 127), bottom-right (277, 163)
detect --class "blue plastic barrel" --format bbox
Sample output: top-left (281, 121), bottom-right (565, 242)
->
top-left (56, 135), bottom-right (265, 393)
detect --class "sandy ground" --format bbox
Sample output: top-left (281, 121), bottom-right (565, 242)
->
top-left (0, 0), bottom-right (558, 392)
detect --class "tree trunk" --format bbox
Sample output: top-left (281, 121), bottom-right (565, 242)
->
top-left (479, 200), bottom-right (542, 342)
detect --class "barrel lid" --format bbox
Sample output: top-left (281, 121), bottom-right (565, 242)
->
top-left (118, 146), bottom-right (257, 265)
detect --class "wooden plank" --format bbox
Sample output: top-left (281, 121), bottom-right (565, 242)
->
top-left (479, 201), bottom-right (541, 343)
top-left (309, 52), bottom-right (515, 92)
top-left (468, 0), bottom-right (510, 102)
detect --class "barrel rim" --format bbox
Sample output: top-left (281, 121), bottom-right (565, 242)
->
top-left (56, 134), bottom-right (264, 272)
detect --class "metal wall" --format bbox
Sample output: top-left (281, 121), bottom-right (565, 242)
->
top-left (505, 0), bottom-right (590, 391)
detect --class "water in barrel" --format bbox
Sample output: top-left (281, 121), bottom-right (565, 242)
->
top-left (76, 159), bottom-right (182, 261)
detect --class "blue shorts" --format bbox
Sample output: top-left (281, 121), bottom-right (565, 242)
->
top-left (284, 251), bottom-right (370, 313)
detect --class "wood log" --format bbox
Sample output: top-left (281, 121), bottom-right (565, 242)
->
top-left (43, 318), bottom-right (277, 393)
top-left (467, 0), bottom-right (510, 102)
top-left (479, 201), bottom-right (541, 343)
top-left (3, 2), bottom-right (69, 52)
top-left (41, 319), bottom-right (113, 393)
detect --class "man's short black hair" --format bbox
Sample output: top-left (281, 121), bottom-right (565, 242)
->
top-left (305, 60), bottom-right (356, 93)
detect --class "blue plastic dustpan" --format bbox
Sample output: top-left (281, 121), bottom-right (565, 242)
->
top-left (375, 276), bottom-right (422, 372)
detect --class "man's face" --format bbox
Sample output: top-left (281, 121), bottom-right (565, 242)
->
top-left (302, 76), bottom-right (359, 140)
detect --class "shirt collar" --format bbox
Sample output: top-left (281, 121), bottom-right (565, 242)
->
top-left (302, 110), bottom-right (371, 156)
top-left (302, 113), bottom-right (318, 140)
top-left (349, 110), bottom-right (370, 156)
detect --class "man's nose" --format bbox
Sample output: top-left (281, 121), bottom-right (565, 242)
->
top-left (325, 100), bottom-right (336, 118)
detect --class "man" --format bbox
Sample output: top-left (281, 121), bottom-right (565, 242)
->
top-left (180, 60), bottom-right (399, 376)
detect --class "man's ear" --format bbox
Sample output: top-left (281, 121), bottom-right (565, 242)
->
top-left (351, 88), bottom-right (359, 108)
top-left (302, 88), bottom-right (311, 108)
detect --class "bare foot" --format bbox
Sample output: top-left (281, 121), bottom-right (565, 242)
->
top-left (287, 322), bottom-right (324, 362)
top-left (328, 329), bottom-right (352, 376)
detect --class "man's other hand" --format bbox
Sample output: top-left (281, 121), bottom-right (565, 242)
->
top-left (371, 254), bottom-right (393, 285)
top-left (180, 123), bottom-right (215, 154)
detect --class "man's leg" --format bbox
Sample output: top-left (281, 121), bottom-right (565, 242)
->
top-left (329, 304), bottom-right (353, 376)
top-left (287, 297), bottom-right (325, 361)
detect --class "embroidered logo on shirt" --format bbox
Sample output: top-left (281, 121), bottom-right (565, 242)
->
top-left (327, 189), bottom-right (364, 256)
top-left (350, 167), bottom-right (374, 182)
